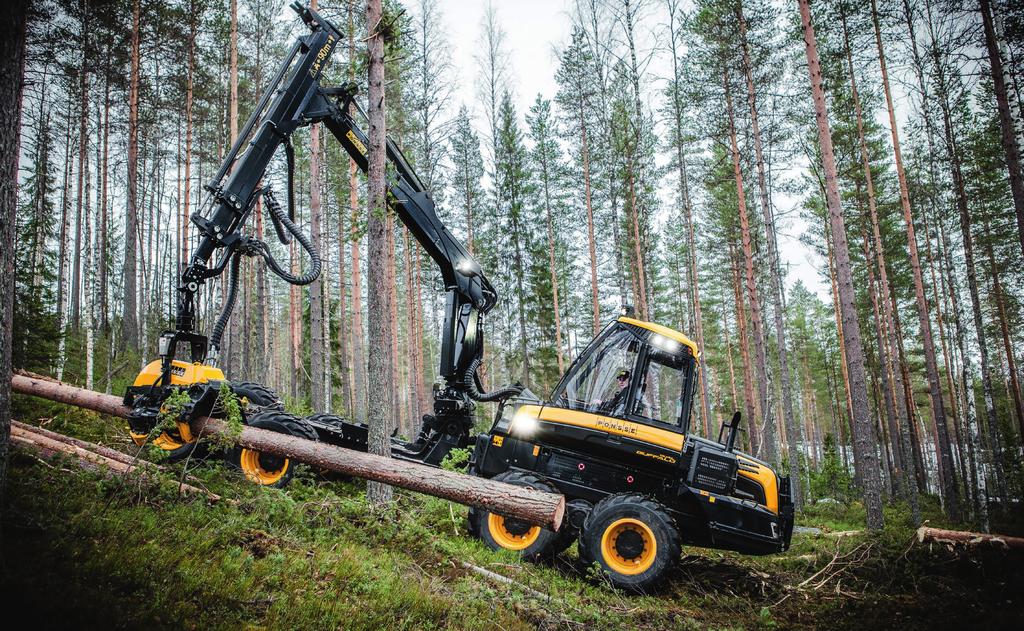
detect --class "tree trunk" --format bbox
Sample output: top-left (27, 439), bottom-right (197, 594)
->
top-left (902, 0), bottom-right (960, 514)
top-left (739, 5), bottom-right (798, 501)
top-left (724, 69), bottom-right (775, 464)
top-left (978, 0), bottom-right (1024, 261)
top-left (124, 0), bottom-right (140, 351)
top-left (348, 7), bottom-right (366, 424)
top-left (0, 0), bottom-right (28, 500)
top-left (845, 7), bottom-right (920, 522)
top-left (927, 7), bottom-right (995, 529)
top-left (982, 218), bottom-right (1024, 436)
top-left (917, 526), bottom-right (1024, 550)
top-left (731, 243), bottom-right (760, 453)
top-left (799, 0), bottom-right (883, 529)
top-left (582, 119), bottom-right (600, 335)
top-left (310, 115), bottom-right (326, 413)
top-left (9, 375), bottom-right (564, 529)
top-left (539, 139), bottom-right (564, 373)
top-left (366, 0), bottom-right (394, 505)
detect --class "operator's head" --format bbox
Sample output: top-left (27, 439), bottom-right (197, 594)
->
top-left (616, 369), bottom-right (630, 389)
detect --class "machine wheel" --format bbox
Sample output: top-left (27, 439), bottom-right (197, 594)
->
top-left (578, 493), bottom-right (680, 593)
top-left (231, 381), bottom-right (284, 411)
top-left (230, 410), bottom-right (317, 488)
top-left (470, 470), bottom-right (563, 562)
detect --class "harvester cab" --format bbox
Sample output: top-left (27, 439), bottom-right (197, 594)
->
top-left (467, 316), bottom-right (794, 590)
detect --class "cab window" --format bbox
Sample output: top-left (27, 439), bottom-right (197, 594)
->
top-left (551, 327), bottom-right (641, 418)
top-left (631, 340), bottom-right (691, 428)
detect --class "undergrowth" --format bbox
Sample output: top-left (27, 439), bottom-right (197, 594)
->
top-left (3, 400), bottom-right (1023, 630)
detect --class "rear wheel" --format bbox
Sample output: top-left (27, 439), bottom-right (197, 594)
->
top-left (231, 381), bottom-right (284, 411)
top-left (230, 410), bottom-right (317, 488)
top-left (578, 493), bottom-right (680, 593)
top-left (470, 470), bottom-right (564, 562)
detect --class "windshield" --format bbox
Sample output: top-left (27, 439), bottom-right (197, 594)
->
top-left (552, 327), bottom-right (641, 416)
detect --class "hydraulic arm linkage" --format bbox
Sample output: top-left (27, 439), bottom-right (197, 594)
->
top-left (151, 3), bottom-right (520, 462)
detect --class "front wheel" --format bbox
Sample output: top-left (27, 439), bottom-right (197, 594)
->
top-left (470, 470), bottom-right (563, 562)
top-left (578, 493), bottom-right (680, 593)
top-left (228, 410), bottom-right (317, 488)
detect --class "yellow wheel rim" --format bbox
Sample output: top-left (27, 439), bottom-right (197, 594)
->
top-left (600, 518), bottom-right (657, 575)
top-left (487, 513), bottom-right (541, 550)
top-left (239, 448), bottom-right (289, 485)
top-left (130, 420), bottom-right (193, 451)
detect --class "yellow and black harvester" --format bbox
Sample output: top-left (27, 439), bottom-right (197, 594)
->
top-left (124, 3), bottom-right (793, 591)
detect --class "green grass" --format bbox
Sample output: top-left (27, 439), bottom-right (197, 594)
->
top-left (4, 400), bottom-right (1023, 629)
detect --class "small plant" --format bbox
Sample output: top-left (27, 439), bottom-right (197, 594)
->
top-left (209, 383), bottom-right (244, 450)
top-left (154, 388), bottom-right (193, 436)
top-left (440, 447), bottom-right (471, 472)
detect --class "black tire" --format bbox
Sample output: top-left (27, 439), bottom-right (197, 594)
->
top-left (578, 493), bottom-right (681, 593)
top-left (470, 470), bottom-right (564, 562)
top-left (231, 381), bottom-right (284, 411)
top-left (229, 410), bottom-right (317, 488)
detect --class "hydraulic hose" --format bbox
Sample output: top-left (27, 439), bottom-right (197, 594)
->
top-left (259, 189), bottom-right (322, 286)
top-left (464, 357), bottom-right (524, 402)
top-left (210, 250), bottom-right (242, 351)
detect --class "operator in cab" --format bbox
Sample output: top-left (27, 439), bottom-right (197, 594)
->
top-left (593, 369), bottom-right (631, 417)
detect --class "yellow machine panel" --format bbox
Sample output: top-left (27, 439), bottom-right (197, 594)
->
top-left (516, 404), bottom-right (685, 453)
top-left (133, 360), bottom-right (225, 387)
top-left (737, 455), bottom-right (780, 514)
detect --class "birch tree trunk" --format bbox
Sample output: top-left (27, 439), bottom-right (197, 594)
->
top-left (124, 0), bottom-right (140, 351)
top-left (799, 0), bottom-right (883, 528)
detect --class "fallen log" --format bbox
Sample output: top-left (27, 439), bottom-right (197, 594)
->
top-left (11, 424), bottom-right (221, 501)
top-left (11, 374), bottom-right (565, 530)
top-left (916, 526), bottom-right (1024, 550)
top-left (13, 419), bottom-right (149, 467)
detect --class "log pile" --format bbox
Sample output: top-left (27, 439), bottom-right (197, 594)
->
top-left (10, 374), bottom-right (565, 530)
top-left (10, 420), bottom-right (221, 501)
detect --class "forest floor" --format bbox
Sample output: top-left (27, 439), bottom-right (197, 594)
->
top-left (3, 398), bottom-right (1024, 630)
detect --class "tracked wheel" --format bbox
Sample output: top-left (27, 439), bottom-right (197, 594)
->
top-left (230, 410), bottom-right (317, 488)
top-left (578, 493), bottom-right (680, 593)
top-left (469, 470), bottom-right (564, 562)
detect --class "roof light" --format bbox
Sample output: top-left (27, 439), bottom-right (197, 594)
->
top-left (651, 333), bottom-right (681, 353)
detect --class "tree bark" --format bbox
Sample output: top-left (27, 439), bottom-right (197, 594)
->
top-left (917, 526), bottom-right (1024, 550)
top-left (310, 104), bottom-right (326, 413)
top-left (724, 69), bottom-right (775, 464)
top-left (978, 0), bottom-right (1024, 261)
top-left (799, 0), bottom-right (883, 529)
top-left (730, 243), bottom-right (760, 452)
top-left (0, 0), bottom-right (28, 501)
top-left (845, 7), bottom-right (919, 522)
top-left (124, 0), bottom-right (140, 351)
top-left (738, 5), bottom-right (798, 498)
top-left (366, 0), bottom-right (394, 505)
top-left (9, 375), bottom-right (564, 530)
top-left (348, 7), bottom-right (366, 424)
top-left (902, 0), bottom-right (960, 515)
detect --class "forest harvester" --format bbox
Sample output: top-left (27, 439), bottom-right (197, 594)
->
top-left (123, 4), bottom-right (793, 591)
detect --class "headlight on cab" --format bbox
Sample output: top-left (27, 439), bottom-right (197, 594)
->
top-left (511, 412), bottom-right (539, 437)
